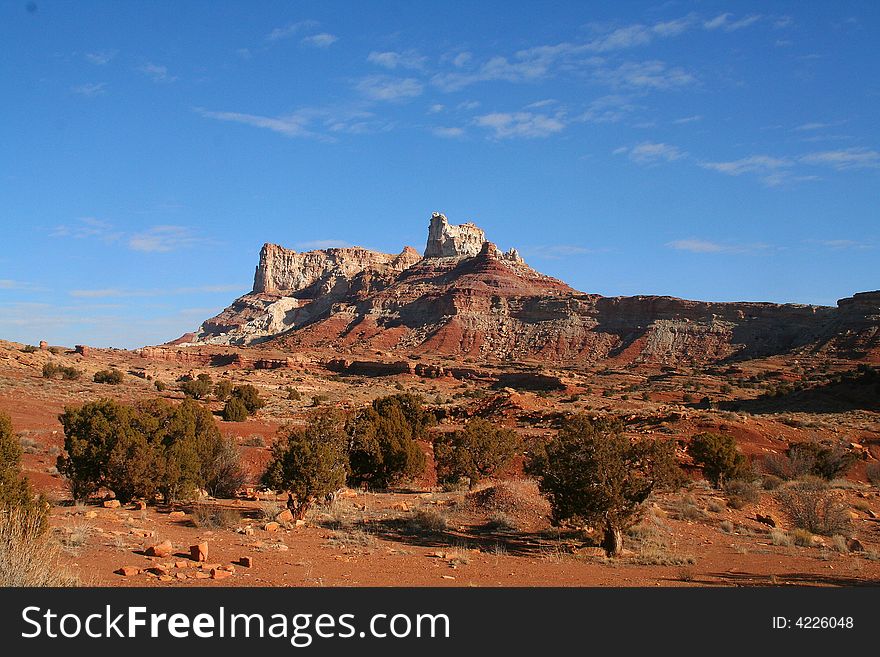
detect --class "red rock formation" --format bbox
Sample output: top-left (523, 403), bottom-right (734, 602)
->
top-left (181, 212), bottom-right (880, 367)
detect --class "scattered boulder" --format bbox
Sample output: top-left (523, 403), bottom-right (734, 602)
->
top-left (169, 510), bottom-right (186, 519)
top-left (145, 540), bottom-right (173, 558)
top-left (116, 566), bottom-right (140, 577)
top-left (210, 568), bottom-right (232, 580)
top-left (264, 521), bottom-right (280, 532)
top-left (847, 538), bottom-right (865, 553)
top-left (239, 556), bottom-right (253, 568)
top-left (275, 509), bottom-right (294, 524)
top-left (190, 542), bottom-right (208, 562)
top-left (103, 499), bottom-right (121, 509)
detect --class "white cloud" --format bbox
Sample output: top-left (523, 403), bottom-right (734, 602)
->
top-left (138, 62), bottom-right (177, 83)
top-left (428, 104), bottom-right (445, 114)
top-left (578, 94), bottom-right (636, 123)
top-left (196, 108), bottom-right (316, 138)
top-left (596, 60), bottom-right (695, 90)
top-left (704, 13), bottom-right (762, 31)
top-left (431, 126), bottom-right (465, 139)
top-left (70, 285), bottom-right (244, 298)
top-left (799, 148), bottom-right (879, 170)
top-left (616, 141), bottom-right (684, 165)
top-left (295, 239), bottom-right (351, 250)
top-left (84, 51), bottom-right (116, 65)
top-left (0, 279), bottom-right (42, 291)
top-left (666, 239), bottom-right (769, 254)
top-left (794, 122), bottom-right (830, 131)
top-left (301, 33), bottom-right (337, 48)
top-left (128, 226), bottom-right (207, 253)
top-left (356, 75), bottom-right (423, 102)
top-left (266, 20), bottom-right (318, 42)
top-left (367, 50), bottom-right (426, 70)
top-left (673, 114), bottom-right (702, 124)
top-left (452, 52), bottom-right (472, 68)
top-left (473, 111), bottom-right (566, 139)
top-left (701, 154), bottom-right (791, 178)
top-left (71, 82), bottom-right (107, 97)
top-left (50, 217), bottom-right (122, 242)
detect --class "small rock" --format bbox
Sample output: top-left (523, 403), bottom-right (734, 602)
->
top-left (441, 575), bottom-right (455, 580)
top-left (169, 511), bottom-right (186, 519)
top-left (239, 556), bottom-right (253, 568)
top-left (103, 500), bottom-right (121, 509)
top-left (175, 560), bottom-right (190, 569)
top-left (755, 514), bottom-right (777, 528)
top-left (264, 522), bottom-right (280, 532)
top-left (145, 540), bottom-right (173, 558)
top-left (210, 568), bottom-right (232, 580)
top-left (175, 572), bottom-right (188, 580)
top-left (275, 509), bottom-right (294, 524)
top-left (847, 538), bottom-right (865, 553)
top-left (159, 575), bottom-right (173, 583)
top-left (116, 566), bottom-right (140, 577)
top-left (194, 572), bottom-right (211, 579)
top-left (85, 511), bottom-right (98, 519)
top-left (190, 542), bottom-right (208, 562)
top-left (294, 519), bottom-right (306, 527)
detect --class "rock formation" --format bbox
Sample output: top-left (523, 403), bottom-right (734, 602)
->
top-left (181, 212), bottom-right (880, 366)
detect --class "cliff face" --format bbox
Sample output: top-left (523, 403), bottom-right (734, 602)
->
top-left (185, 212), bottom-right (880, 365)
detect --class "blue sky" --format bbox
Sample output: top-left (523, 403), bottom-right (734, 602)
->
top-left (1, 1), bottom-right (877, 348)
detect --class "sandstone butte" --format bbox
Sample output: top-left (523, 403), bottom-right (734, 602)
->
top-left (161, 212), bottom-right (878, 368)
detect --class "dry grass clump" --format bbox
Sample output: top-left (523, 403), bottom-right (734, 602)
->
top-left (191, 504), bottom-right (241, 529)
top-left (0, 508), bottom-right (79, 586)
top-left (406, 508), bottom-right (448, 535)
top-left (775, 481), bottom-right (852, 537)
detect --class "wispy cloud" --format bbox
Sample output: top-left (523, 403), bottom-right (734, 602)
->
top-left (355, 75), bottom-right (423, 102)
top-left (0, 279), bottom-right (43, 292)
top-left (806, 239), bottom-right (873, 251)
top-left (673, 114), bottom-right (702, 124)
top-left (367, 50), bottom-right (427, 71)
top-left (799, 148), bottom-right (879, 170)
top-left (703, 13), bottom-right (763, 32)
top-left (84, 50), bottom-right (117, 65)
top-left (295, 239), bottom-right (351, 250)
top-left (138, 62), bottom-right (177, 83)
top-left (615, 141), bottom-right (685, 165)
top-left (70, 284), bottom-right (243, 298)
top-left (50, 217), bottom-right (122, 242)
top-left (431, 126), bottom-right (465, 139)
top-left (595, 60), bottom-right (695, 90)
top-left (128, 225), bottom-right (208, 253)
top-left (474, 111), bottom-right (566, 139)
top-left (578, 95), bottom-right (637, 123)
top-left (196, 105), bottom-right (387, 140)
top-left (266, 20), bottom-right (318, 42)
top-left (525, 245), bottom-right (604, 259)
top-left (71, 82), bottom-right (107, 97)
top-left (196, 108), bottom-right (316, 138)
top-left (666, 239), bottom-right (769, 254)
top-left (301, 33), bottom-right (337, 48)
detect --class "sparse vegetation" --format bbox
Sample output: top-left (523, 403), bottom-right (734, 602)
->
top-left (214, 379), bottom-right (234, 401)
top-left (776, 481), bottom-right (852, 537)
top-left (42, 362), bottom-right (81, 380)
top-left (93, 368), bottom-right (124, 385)
top-left (222, 397), bottom-right (249, 422)
top-left (724, 479), bottom-right (761, 509)
top-left (180, 373), bottom-right (213, 399)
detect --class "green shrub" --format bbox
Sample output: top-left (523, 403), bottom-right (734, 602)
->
top-left (433, 418), bottom-right (521, 488)
top-left (57, 398), bottom-right (242, 504)
top-left (0, 412), bottom-right (48, 531)
top-left (526, 414), bottom-right (682, 556)
top-left (42, 362), bottom-right (80, 380)
top-left (346, 395), bottom-right (427, 489)
top-left (262, 409), bottom-right (349, 519)
top-left (154, 380), bottom-right (166, 392)
top-left (93, 369), bottom-right (124, 385)
top-left (180, 374), bottom-right (212, 399)
top-left (222, 397), bottom-right (248, 422)
top-left (231, 384), bottom-right (265, 414)
top-left (285, 386), bottom-right (302, 401)
top-left (21, 345), bottom-right (38, 353)
top-left (688, 432), bottom-right (750, 488)
top-left (214, 380), bottom-right (233, 401)
top-left (763, 442), bottom-right (857, 481)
